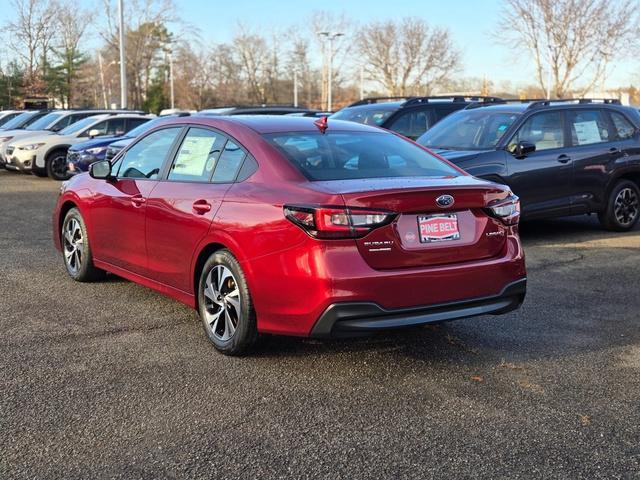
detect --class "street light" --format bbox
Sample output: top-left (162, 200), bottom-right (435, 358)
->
top-left (318, 31), bottom-right (344, 112)
top-left (118, 0), bottom-right (127, 109)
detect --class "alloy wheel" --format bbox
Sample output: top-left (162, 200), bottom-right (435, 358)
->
top-left (614, 187), bottom-right (639, 227)
top-left (63, 218), bottom-right (83, 274)
top-left (203, 265), bottom-right (241, 341)
top-left (51, 154), bottom-right (68, 179)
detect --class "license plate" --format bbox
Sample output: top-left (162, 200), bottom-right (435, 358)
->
top-left (418, 214), bottom-right (460, 243)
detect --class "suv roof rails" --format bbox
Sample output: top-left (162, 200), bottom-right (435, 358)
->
top-left (464, 98), bottom-right (547, 109)
top-left (403, 96), bottom-right (503, 107)
top-left (527, 98), bottom-right (622, 109)
top-left (347, 97), bottom-right (414, 107)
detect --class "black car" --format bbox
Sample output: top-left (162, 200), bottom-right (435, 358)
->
top-left (198, 106), bottom-right (321, 116)
top-left (417, 98), bottom-right (640, 231)
top-left (329, 96), bottom-right (502, 140)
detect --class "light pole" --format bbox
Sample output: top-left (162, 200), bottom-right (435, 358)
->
top-left (319, 31), bottom-right (344, 112)
top-left (293, 69), bottom-right (298, 108)
top-left (118, 0), bottom-right (127, 109)
top-left (168, 50), bottom-right (175, 109)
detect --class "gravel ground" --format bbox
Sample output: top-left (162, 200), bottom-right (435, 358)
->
top-left (1, 170), bottom-right (639, 479)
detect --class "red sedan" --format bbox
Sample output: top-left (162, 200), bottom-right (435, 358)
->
top-left (53, 115), bottom-right (526, 355)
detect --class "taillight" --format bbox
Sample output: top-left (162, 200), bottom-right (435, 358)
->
top-left (486, 194), bottom-right (520, 226)
top-left (284, 205), bottom-right (396, 239)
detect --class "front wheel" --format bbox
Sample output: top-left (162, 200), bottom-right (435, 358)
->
top-left (198, 250), bottom-right (257, 355)
top-left (61, 208), bottom-right (105, 281)
top-left (47, 149), bottom-right (70, 180)
top-left (598, 180), bottom-right (640, 231)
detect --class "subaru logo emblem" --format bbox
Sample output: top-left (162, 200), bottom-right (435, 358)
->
top-left (436, 194), bottom-right (455, 208)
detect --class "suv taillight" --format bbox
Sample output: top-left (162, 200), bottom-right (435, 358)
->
top-left (485, 195), bottom-right (520, 226)
top-left (284, 205), bottom-right (396, 239)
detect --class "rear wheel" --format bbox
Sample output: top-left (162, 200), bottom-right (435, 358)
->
top-left (197, 249), bottom-right (257, 355)
top-left (46, 149), bottom-right (70, 180)
top-left (598, 180), bottom-right (640, 231)
top-left (62, 208), bottom-right (105, 282)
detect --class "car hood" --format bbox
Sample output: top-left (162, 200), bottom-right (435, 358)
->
top-left (427, 148), bottom-right (486, 164)
top-left (69, 136), bottom-right (124, 152)
top-left (108, 138), bottom-right (134, 149)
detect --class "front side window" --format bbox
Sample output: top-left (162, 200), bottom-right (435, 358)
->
top-left (82, 120), bottom-right (109, 137)
top-left (388, 110), bottom-right (432, 140)
top-left (264, 131), bottom-right (460, 181)
top-left (610, 112), bottom-right (635, 140)
top-left (116, 127), bottom-right (181, 179)
top-left (212, 140), bottom-right (246, 183)
top-left (330, 106), bottom-right (397, 126)
top-left (168, 128), bottom-right (225, 182)
top-left (568, 109), bottom-right (610, 146)
top-left (509, 111), bottom-right (564, 152)
top-left (106, 118), bottom-right (126, 136)
top-left (418, 109), bottom-right (520, 150)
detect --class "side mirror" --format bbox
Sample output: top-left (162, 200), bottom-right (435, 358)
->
top-left (513, 141), bottom-right (536, 158)
top-left (88, 129), bottom-right (101, 139)
top-left (89, 160), bottom-right (112, 180)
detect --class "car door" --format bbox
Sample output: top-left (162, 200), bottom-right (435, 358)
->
top-left (565, 108), bottom-right (624, 214)
top-left (504, 110), bottom-right (573, 217)
top-left (90, 127), bottom-right (182, 275)
top-left (145, 127), bottom-right (247, 292)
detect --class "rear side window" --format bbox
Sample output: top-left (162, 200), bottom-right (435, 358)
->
top-left (387, 110), bottom-right (432, 140)
top-left (610, 112), bottom-right (636, 140)
top-left (168, 128), bottom-right (225, 182)
top-left (264, 131), bottom-right (460, 181)
top-left (212, 140), bottom-right (246, 183)
top-left (568, 109), bottom-right (611, 146)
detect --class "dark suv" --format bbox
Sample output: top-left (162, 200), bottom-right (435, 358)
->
top-left (330, 96), bottom-right (502, 140)
top-left (417, 98), bottom-right (640, 231)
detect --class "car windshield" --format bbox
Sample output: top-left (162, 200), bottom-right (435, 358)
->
top-left (25, 112), bottom-right (65, 131)
top-left (417, 109), bottom-right (520, 150)
top-left (263, 131), bottom-right (460, 181)
top-left (125, 117), bottom-right (166, 138)
top-left (330, 106), bottom-right (397, 126)
top-left (58, 117), bottom-right (99, 136)
top-left (2, 112), bottom-right (39, 130)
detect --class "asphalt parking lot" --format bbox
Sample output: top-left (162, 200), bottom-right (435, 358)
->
top-left (1, 170), bottom-right (639, 479)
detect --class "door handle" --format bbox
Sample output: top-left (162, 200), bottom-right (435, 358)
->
top-left (192, 199), bottom-right (212, 214)
top-left (131, 195), bottom-right (146, 207)
top-left (556, 154), bottom-right (571, 164)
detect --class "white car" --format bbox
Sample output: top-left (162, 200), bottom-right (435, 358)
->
top-left (5, 113), bottom-right (151, 179)
top-left (0, 110), bottom-right (22, 128)
top-left (0, 109), bottom-right (140, 167)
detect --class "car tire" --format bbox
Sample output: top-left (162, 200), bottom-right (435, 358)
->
top-left (46, 149), bottom-right (70, 180)
top-left (598, 180), bottom-right (640, 231)
top-left (198, 249), bottom-right (258, 355)
top-left (61, 208), bottom-right (105, 282)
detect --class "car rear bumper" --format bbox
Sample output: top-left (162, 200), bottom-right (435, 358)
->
top-left (310, 277), bottom-right (526, 338)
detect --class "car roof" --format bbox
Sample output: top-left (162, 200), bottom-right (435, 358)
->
top-left (339, 101), bottom-right (405, 112)
top-left (181, 115), bottom-right (384, 134)
top-left (465, 100), bottom-right (633, 115)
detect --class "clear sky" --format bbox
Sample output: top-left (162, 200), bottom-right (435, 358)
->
top-left (0, 0), bottom-right (636, 89)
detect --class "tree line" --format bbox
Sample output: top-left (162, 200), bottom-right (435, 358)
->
top-left (1, 0), bottom-right (638, 113)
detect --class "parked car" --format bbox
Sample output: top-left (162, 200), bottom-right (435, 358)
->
top-left (329, 96), bottom-right (503, 140)
top-left (53, 116), bottom-right (526, 355)
top-left (417, 98), bottom-right (640, 231)
top-left (0, 110), bottom-right (53, 167)
top-left (0, 109), bottom-right (142, 169)
top-left (5, 113), bottom-right (150, 179)
top-left (198, 105), bottom-right (322, 116)
top-left (66, 117), bottom-right (152, 174)
top-left (100, 114), bottom-right (192, 164)
top-left (0, 110), bottom-right (22, 128)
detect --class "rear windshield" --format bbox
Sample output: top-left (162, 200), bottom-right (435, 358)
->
top-left (417, 109), bottom-right (520, 150)
top-left (263, 131), bottom-right (460, 181)
top-left (330, 106), bottom-right (397, 126)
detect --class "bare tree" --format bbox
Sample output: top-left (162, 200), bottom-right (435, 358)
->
top-left (498, 0), bottom-right (639, 98)
top-left (232, 26), bottom-right (270, 103)
top-left (53, 1), bottom-right (93, 106)
top-left (4, 0), bottom-right (58, 94)
top-left (357, 18), bottom-right (460, 96)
